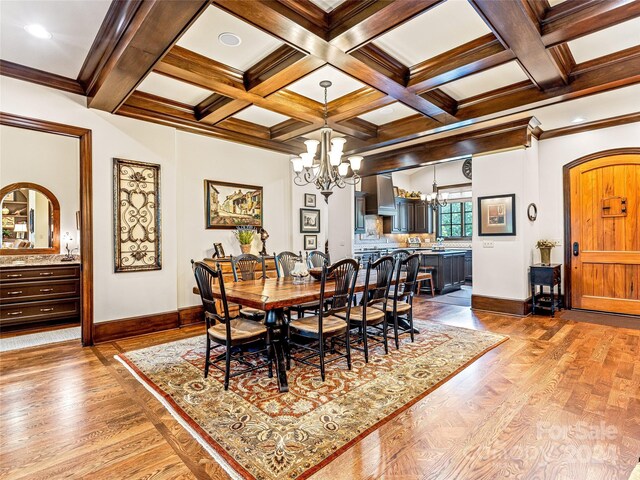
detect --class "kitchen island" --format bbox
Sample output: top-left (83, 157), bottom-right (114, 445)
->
top-left (416, 250), bottom-right (467, 294)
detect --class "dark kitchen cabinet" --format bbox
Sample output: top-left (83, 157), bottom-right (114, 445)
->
top-left (354, 192), bottom-right (366, 234)
top-left (383, 198), bottom-right (433, 234)
top-left (464, 250), bottom-right (472, 283)
top-left (383, 198), bottom-right (408, 233)
top-left (414, 202), bottom-right (433, 234)
top-left (406, 201), bottom-right (415, 233)
top-left (419, 251), bottom-right (466, 294)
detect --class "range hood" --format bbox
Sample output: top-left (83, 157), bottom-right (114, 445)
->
top-left (361, 173), bottom-right (396, 216)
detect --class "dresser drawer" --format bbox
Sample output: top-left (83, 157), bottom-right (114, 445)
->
top-left (0, 265), bottom-right (80, 282)
top-left (0, 299), bottom-right (80, 326)
top-left (1, 279), bottom-right (80, 303)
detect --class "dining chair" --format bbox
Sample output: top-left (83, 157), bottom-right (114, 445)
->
top-left (306, 250), bottom-right (330, 268)
top-left (274, 250), bottom-right (302, 278)
top-left (191, 260), bottom-right (272, 390)
top-left (230, 254), bottom-right (267, 320)
top-left (288, 258), bottom-right (359, 381)
top-left (335, 255), bottom-right (394, 362)
top-left (375, 253), bottom-right (421, 349)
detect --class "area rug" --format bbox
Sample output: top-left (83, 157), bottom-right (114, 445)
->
top-left (115, 319), bottom-right (507, 480)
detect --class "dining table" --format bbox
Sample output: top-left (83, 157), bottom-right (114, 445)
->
top-left (194, 270), bottom-right (431, 393)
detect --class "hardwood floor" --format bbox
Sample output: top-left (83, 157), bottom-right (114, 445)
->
top-left (1, 300), bottom-right (638, 479)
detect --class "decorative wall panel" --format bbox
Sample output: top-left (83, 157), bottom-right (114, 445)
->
top-left (113, 158), bottom-right (161, 272)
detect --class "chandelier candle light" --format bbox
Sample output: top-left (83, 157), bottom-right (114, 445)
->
top-left (291, 80), bottom-right (363, 203)
top-left (420, 165), bottom-right (449, 211)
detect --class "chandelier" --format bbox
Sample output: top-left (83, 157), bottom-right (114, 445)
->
top-left (420, 165), bottom-right (449, 210)
top-left (291, 80), bottom-right (363, 203)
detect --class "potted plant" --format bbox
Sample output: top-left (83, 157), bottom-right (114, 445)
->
top-left (234, 226), bottom-right (255, 254)
top-left (535, 239), bottom-right (558, 265)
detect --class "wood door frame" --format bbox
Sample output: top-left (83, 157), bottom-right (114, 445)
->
top-left (0, 112), bottom-right (94, 345)
top-left (562, 147), bottom-right (640, 310)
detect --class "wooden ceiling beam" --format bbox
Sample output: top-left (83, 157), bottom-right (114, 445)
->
top-left (470, 0), bottom-right (569, 89)
top-left (212, 0), bottom-right (453, 121)
top-left (359, 117), bottom-right (537, 176)
top-left (331, 118), bottom-right (378, 140)
top-left (350, 47), bottom-right (640, 153)
top-left (85, 0), bottom-right (210, 112)
top-left (542, 0), bottom-right (640, 47)
top-left (350, 43), bottom-right (409, 85)
top-left (326, 87), bottom-right (394, 122)
top-left (119, 91), bottom-right (301, 154)
top-left (270, 119), bottom-right (319, 141)
top-left (0, 60), bottom-right (84, 95)
top-left (275, 0), bottom-right (328, 31)
top-left (407, 34), bottom-right (516, 93)
top-left (328, 0), bottom-right (443, 52)
top-left (420, 89), bottom-right (458, 116)
top-left (217, 117), bottom-right (271, 139)
top-left (196, 95), bottom-right (252, 124)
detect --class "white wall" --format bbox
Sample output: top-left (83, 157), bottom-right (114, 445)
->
top-left (1, 125), bottom-right (79, 252)
top-left (328, 184), bottom-right (354, 261)
top-left (176, 131), bottom-right (291, 308)
top-left (290, 173), bottom-right (328, 257)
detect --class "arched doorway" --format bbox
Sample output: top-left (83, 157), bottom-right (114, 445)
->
top-left (563, 148), bottom-right (640, 316)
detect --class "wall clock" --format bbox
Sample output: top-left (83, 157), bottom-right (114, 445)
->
top-left (462, 159), bottom-right (472, 180)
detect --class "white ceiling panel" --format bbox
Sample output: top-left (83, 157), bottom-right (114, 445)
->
top-left (308, 0), bottom-right (346, 12)
top-left (177, 5), bottom-right (283, 72)
top-left (233, 106), bottom-right (289, 127)
top-left (568, 18), bottom-right (640, 64)
top-left (439, 61), bottom-right (530, 100)
top-left (0, 0), bottom-right (111, 78)
top-left (137, 73), bottom-right (212, 106)
top-left (358, 103), bottom-right (418, 125)
top-left (373, 0), bottom-right (491, 67)
top-left (287, 65), bottom-right (365, 103)
top-left (547, 0), bottom-right (568, 6)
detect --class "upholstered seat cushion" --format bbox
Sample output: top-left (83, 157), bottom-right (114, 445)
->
top-left (335, 306), bottom-right (385, 323)
top-left (373, 301), bottom-right (412, 313)
top-left (289, 315), bottom-right (347, 334)
top-left (240, 307), bottom-right (265, 318)
top-left (208, 318), bottom-right (267, 341)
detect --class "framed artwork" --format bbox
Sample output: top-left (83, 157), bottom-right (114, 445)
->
top-left (304, 234), bottom-right (317, 250)
top-left (393, 186), bottom-right (400, 197)
top-left (113, 158), bottom-right (161, 272)
top-left (213, 242), bottom-right (226, 258)
top-left (304, 193), bottom-right (316, 207)
top-left (205, 180), bottom-right (263, 229)
top-left (2, 216), bottom-right (14, 228)
top-left (477, 194), bottom-right (516, 236)
top-left (300, 208), bottom-right (320, 233)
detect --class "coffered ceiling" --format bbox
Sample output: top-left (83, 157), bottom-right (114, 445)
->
top-left (1, 0), bottom-right (640, 173)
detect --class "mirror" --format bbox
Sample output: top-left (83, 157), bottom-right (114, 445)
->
top-left (1, 182), bottom-right (60, 254)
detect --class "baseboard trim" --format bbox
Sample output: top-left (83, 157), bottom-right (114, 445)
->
top-left (94, 311), bottom-right (180, 343)
top-left (178, 305), bottom-right (204, 326)
top-left (471, 294), bottom-right (532, 317)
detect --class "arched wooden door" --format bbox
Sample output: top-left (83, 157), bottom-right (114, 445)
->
top-left (568, 152), bottom-right (640, 315)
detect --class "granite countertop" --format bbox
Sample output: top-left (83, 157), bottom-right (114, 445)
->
top-left (0, 254), bottom-right (80, 268)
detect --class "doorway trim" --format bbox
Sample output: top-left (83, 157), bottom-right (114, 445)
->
top-left (562, 147), bottom-right (640, 310)
top-left (0, 112), bottom-right (94, 346)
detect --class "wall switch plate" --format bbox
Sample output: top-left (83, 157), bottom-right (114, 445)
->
top-left (482, 241), bottom-right (495, 248)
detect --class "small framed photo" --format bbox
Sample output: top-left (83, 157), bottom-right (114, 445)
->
top-left (304, 235), bottom-right (317, 250)
top-left (300, 208), bottom-right (320, 233)
top-left (304, 193), bottom-right (316, 207)
top-left (478, 194), bottom-right (516, 236)
top-left (393, 186), bottom-right (399, 198)
top-left (213, 242), bottom-right (226, 258)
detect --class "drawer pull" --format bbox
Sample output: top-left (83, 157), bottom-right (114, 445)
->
top-left (39, 272), bottom-right (54, 276)
top-left (40, 288), bottom-right (54, 293)
top-left (7, 311), bottom-right (22, 316)
top-left (40, 308), bottom-right (54, 312)
top-left (6, 274), bottom-right (22, 278)
top-left (7, 291), bottom-right (23, 295)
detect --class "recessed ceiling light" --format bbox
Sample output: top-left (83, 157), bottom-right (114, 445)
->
top-left (24, 24), bottom-right (52, 39)
top-left (379, 106), bottom-right (395, 115)
top-left (218, 32), bottom-right (241, 47)
top-left (571, 116), bottom-right (587, 123)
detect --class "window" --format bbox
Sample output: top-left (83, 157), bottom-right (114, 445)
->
top-left (438, 201), bottom-right (472, 238)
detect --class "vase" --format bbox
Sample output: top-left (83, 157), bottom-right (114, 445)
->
top-left (540, 247), bottom-right (551, 265)
top-left (240, 244), bottom-right (251, 254)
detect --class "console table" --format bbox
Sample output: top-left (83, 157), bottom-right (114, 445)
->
top-left (530, 263), bottom-right (562, 317)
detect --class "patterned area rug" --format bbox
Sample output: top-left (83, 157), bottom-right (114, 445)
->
top-left (116, 320), bottom-right (507, 480)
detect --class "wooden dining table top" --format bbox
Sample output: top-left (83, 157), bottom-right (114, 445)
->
top-left (193, 271), bottom-right (431, 311)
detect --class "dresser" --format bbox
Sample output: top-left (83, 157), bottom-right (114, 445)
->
top-left (0, 264), bottom-right (81, 327)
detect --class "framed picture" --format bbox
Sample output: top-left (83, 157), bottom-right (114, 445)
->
top-left (113, 158), bottom-right (161, 272)
top-left (2, 216), bottom-right (14, 228)
top-left (478, 194), bottom-right (516, 236)
top-left (304, 193), bottom-right (316, 207)
top-left (205, 180), bottom-right (263, 229)
top-left (213, 242), bottom-right (226, 258)
top-left (304, 234), bottom-right (317, 250)
top-left (300, 208), bottom-right (320, 233)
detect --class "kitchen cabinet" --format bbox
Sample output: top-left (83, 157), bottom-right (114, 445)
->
top-left (383, 198), bottom-right (433, 234)
top-left (414, 202), bottom-right (433, 234)
top-left (464, 250), bottom-right (472, 283)
top-left (418, 251), bottom-right (466, 294)
top-left (354, 192), bottom-right (366, 234)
